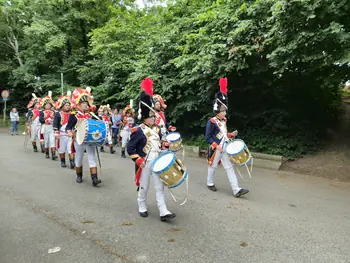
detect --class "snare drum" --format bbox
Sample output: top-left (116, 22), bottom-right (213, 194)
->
top-left (75, 119), bottom-right (107, 146)
top-left (152, 151), bottom-right (188, 189)
top-left (225, 139), bottom-right (251, 166)
top-left (165, 132), bottom-right (183, 152)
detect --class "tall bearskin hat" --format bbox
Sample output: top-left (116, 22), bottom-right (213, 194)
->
top-left (153, 94), bottom-right (167, 109)
top-left (41, 91), bottom-right (55, 108)
top-left (123, 100), bottom-right (135, 116)
top-left (213, 77), bottom-right (228, 113)
top-left (55, 91), bottom-right (72, 110)
top-left (27, 93), bottom-right (42, 109)
top-left (71, 87), bottom-right (95, 111)
top-left (98, 104), bottom-right (112, 115)
top-left (138, 78), bottom-right (155, 120)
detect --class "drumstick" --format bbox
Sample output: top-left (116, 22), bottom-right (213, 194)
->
top-left (90, 111), bottom-right (102, 121)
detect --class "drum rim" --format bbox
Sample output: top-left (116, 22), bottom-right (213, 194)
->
top-left (226, 139), bottom-right (246, 155)
top-left (166, 132), bottom-right (181, 142)
top-left (170, 145), bottom-right (183, 152)
top-left (169, 170), bottom-right (188, 189)
top-left (152, 151), bottom-right (176, 174)
top-left (76, 119), bottom-right (88, 145)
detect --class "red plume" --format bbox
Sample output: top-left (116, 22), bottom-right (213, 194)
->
top-left (140, 77), bottom-right (154, 96)
top-left (219, 77), bottom-right (228, 95)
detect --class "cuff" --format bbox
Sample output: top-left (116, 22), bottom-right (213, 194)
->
top-left (135, 157), bottom-right (144, 167)
top-left (228, 133), bottom-right (233, 139)
top-left (55, 131), bottom-right (60, 135)
top-left (211, 142), bottom-right (218, 149)
top-left (162, 141), bottom-right (170, 149)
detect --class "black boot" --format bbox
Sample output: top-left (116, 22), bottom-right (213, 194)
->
top-left (90, 168), bottom-right (101, 186)
top-left (69, 154), bottom-right (75, 169)
top-left (110, 145), bottom-right (115, 154)
top-left (41, 144), bottom-right (45, 153)
top-left (100, 146), bottom-right (104, 152)
top-left (51, 149), bottom-right (57, 161)
top-left (60, 154), bottom-right (66, 167)
top-left (32, 143), bottom-right (38, 153)
top-left (76, 167), bottom-right (83, 183)
top-left (45, 148), bottom-right (50, 159)
top-left (121, 147), bottom-right (126, 158)
top-left (70, 159), bottom-right (75, 169)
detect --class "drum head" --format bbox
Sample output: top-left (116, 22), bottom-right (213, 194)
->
top-left (152, 151), bottom-right (176, 174)
top-left (226, 140), bottom-right (245, 155)
top-left (75, 119), bottom-right (88, 145)
top-left (166, 132), bottom-right (180, 142)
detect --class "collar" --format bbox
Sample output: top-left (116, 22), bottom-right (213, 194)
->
top-left (215, 115), bottom-right (223, 121)
top-left (142, 121), bottom-right (153, 128)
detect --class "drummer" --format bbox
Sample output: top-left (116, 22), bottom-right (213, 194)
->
top-left (153, 94), bottom-right (176, 140)
top-left (205, 78), bottom-right (249, 197)
top-left (66, 87), bottom-right (101, 187)
top-left (127, 77), bottom-right (176, 222)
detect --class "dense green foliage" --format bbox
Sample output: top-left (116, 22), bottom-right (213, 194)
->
top-left (1, 0), bottom-right (349, 159)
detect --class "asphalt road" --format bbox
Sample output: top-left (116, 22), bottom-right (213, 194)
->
top-left (1, 132), bottom-right (350, 263)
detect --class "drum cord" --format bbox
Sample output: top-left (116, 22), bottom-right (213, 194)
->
top-left (167, 174), bottom-right (188, 206)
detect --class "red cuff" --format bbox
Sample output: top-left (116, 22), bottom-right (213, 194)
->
top-left (162, 141), bottom-right (170, 149)
top-left (136, 157), bottom-right (144, 167)
top-left (169, 126), bottom-right (176, 131)
top-left (211, 142), bottom-right (218, 149)
top-left (228, 133), bottom-right (233, 139)
top-left (55, 131), bottom-right (60, 135)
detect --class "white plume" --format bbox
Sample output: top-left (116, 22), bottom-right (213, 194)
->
top-left (86, 86), bottom-right (91, 93)
top-left (32, 93), bottom-right (37, 98)
top-left (130, 99), bottom-right (133, 108)
top-left (67, 90), bottom-right (71, 97)
top-left (48, 91), bottom-right (52, 98)
top-left (213, 101), bottom-right (218, 111)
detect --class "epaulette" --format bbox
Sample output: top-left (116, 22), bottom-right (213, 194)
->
top-left (210, 118), bottom-right (216, 124)
top-left (71, 110), bottom-right (77, 115)
top-left (131, 126), bottom-right (140, 134)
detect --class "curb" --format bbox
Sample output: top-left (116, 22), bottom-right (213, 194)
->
top-left (183, 145), bottom-right (283, 171)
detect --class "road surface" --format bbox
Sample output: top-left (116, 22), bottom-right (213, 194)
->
top-left (1, 132), bottom-right (350, 263)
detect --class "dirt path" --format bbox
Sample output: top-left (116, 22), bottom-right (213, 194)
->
top-left (283, 100), bottom-right (350, 182)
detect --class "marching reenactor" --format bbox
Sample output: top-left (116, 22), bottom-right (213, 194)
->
top-left (66, 87), bottom-right (101, 186)
top-left (205, 78), bottom-right (249, 197)
top-left (98, 104), bottom-right (115, 154)
top-left (53, 91), bottom-right (75, 168)
top-left (153, 94), bottom-right (176, 140)
top-left (120, 101), bottom-right (135, 158)
top-left (39, 91), bottom-right (57, 160)
top-left (127, 78), bottom-right (176, 222)
top-left (27, 94), bottom-right (44, 153)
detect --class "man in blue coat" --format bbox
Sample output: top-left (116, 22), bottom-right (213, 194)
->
top-left (205, 78), bottom-right (249, 197)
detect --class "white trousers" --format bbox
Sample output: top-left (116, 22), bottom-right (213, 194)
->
top-left (42, 124), bottom-right (55, 148)
top-left (74, 141), bottom-right (97, 168)
top-left (31, 123), bottom-right (41, 142)
top-left (121, 130), bottom-right (130, 147)
top-left (59, 135), bottom-right (72, 154)
top-left (106, 128), bottom-right (112, 145)
top-left (207, 148), bottom-right (241, 195)
top-left (137, 160), bottom-right (171, 216)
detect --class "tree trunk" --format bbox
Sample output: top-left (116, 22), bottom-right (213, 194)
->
top-left (7, 27), bottom-right (24, 67)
